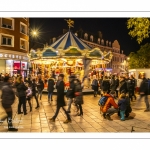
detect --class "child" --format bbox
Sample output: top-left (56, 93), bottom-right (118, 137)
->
top-left (26, 83), bottom-right (32, 112)
top-left (118, 93), bottom-right (127, 121)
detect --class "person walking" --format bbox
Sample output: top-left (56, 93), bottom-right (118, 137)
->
top-left (37, 77), bottom-right (44, 100)
top-left (110, 75), bottom-right (116, 92)
top-left (15, 76), bottom-right (28, 115)
top-left (32, 79), bottom-right (40, 109)
top-left (47, 74), bottom-right (55, 103)
top-left (50, 74), bottom-right (71, 123)
top-left (137, 75), bottom-right (150, 112)
top-left (1, 76), bottom-right (18, 131)
top-left (115, 76), bottom-right (119, 98)
top-left (74, 78), bottom-right (84, 116)
top-left (66, 75), bottom-right (76, 113)
top-left (118, 76), bottom-right (128, 95)
top-left (26, 83), bottom-right (33, 112)
top-left (91, 75), bottom-right (99, 97)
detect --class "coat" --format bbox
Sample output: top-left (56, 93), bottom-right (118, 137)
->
top-left (102, 79), bottom-right (110, 91)
top-left (100, 94), bottom-right (118, 113)
top-left (1, 82), bottom-right (15, 105)
top-left (118, 80), bottom-right (128, 94)
top-left (91, 79), bottom-right (99, 91)
top-left (74, 82), bottom-right (83, 105)
top-left (15, 82), bottom-right (28, 97)
top-left (139, 78), bottom-right (149, 95)
top-left (118, 98), bottom-right (127, 111)
top-left (37, 79), bottom-right (44, 91)
top-left (56, 80), bottom-right (66, 107)
top-left (67, 80), bottom-right (75, 98)
top-left (47, 78), bottom-right (55, 92)
top-left (110, 78), bottom-right (116, 91)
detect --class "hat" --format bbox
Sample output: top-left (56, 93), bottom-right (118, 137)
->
top-left (69, 75), bottom-right (76, 78)
top-left (59, 74), bottom-right (64, 78)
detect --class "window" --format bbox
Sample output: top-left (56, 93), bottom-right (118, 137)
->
top-left (1, 18), bottom-right (14, 30)
top-left (20, 22), bottom-right (27, 34)
top-left (20, 38), bottom-right (27, 50)
top-left (0, 34), bottom-right (14, 47)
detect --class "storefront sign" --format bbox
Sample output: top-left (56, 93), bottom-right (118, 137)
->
top-left (0, 53), bottom-right (28, 61)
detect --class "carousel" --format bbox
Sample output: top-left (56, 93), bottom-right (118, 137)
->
top-left (28, 19), bottom-right (113, 88)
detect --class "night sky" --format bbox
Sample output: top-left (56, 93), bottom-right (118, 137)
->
top-left (29, 18), bottom-right (150, 55)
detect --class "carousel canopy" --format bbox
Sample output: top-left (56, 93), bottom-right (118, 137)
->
top-left (50, 31), bottom-right (92, 50)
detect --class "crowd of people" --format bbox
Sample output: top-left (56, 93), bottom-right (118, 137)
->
top-left (0, 72), bottom-right (150, 132)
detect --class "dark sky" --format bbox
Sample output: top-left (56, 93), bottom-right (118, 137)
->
top-left (29, 18), bottom-right (150, 55)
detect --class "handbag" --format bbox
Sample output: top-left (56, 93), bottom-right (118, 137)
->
top-left (0, 101), bottom-right (7, 122)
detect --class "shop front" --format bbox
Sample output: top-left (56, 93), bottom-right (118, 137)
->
top-left (0, 51), bottom-right (28, 77)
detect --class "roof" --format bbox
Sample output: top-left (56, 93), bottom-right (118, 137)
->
top-left (50, 31), bottom-right (92, 50)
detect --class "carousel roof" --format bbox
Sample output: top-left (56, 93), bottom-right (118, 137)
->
top-left (50, 31), bottom-right (92, 50)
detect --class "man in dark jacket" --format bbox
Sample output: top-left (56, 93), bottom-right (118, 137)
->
top-left (118, 76), bottom-right (128, 95)
top-left (110, 75), bottom-right (116, 92)
top-left (50, 74), bottom-right (71, 123)
top-left (137, 75), bottom-right (149, 112)
top-left (1, 76), bottom-right (18, 131)
top-left (47, 74), bottom-right (55, 103)
top-left (66, 75), bottom-right (76, 113)
top-left (37, 77), bottom-right (44, 100)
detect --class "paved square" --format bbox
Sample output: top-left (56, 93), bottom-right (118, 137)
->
top-left (1, 94), bottom-right (150, 133)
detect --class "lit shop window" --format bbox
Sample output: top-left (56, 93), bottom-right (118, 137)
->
top-left (20, 22), bottom-right (27, 34)
top-left (20, 39), bottom-right (27, 50)
top-left (1, 18), bottom-right (14, 30)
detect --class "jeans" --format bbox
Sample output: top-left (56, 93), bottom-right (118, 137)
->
top-left (52, 105), bottom-right (71, 120)
top-left (33, 94), bottom-right (39, 107)
top-left (2, 103), bottom-right (13, 129)
top-left (67, 98), bottom-right (73, 111)
top-left (18, 96), bottom-right (26, 114)
top-left (48, 92), bottom-right (53, 101)
top-left (120, 110), bottom-right (125, 120)
top-left (106, 108), bottom-right (118, 116)
top-left (37, 90), bottom-right (43, 100)
top-left (137, 95), bottom-right (149, 110)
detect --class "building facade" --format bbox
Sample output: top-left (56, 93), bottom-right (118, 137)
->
top-left (0, 18), bottom-right (29, 77)
top-left (80, 33), bottom-right (127, 74)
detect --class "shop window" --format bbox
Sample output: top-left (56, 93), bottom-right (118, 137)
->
top-left (1, 18), bottom-right (14, 30)
top-left (20, 22), bottom-right (27, 34)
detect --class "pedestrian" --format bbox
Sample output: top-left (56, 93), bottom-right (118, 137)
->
top-left (15, 76), bottom-right (28, 115)
top-left (74, 78), bottom-right (84, 116)
top-left (137, 74), bottom-right (150, 112)
top-left (32, 79), bottom-right (40, 109)
top-left (1, 76), bottom-right (18, 131)
top-left (101, 76), bottom-right (110, 95)
top-left (66, 75), bottom-right (76, 113)
top-left (91, 75), bottom-right (99, 97)
top-left (118, 76), bottom-right (128, 95)
top-left (100, 91), bottom-right (118, 120)
top-left (110, 75), bottom-right (116, 92)
top-left (118, 93), bottom-right (127, 121)
top-left (37, 77), bottom-right (44, 100)
top-left (26, 83), bottom-right (32, 112)
top-left (50, 74), bottom-right (71, 123)
top-left (47, 74), bottom-right (55, 103)
top-left (115, 76), bottom-right (119, 98)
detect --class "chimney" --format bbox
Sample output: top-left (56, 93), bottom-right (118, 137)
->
top-left (109, 41), bottom-right (111, 47)
top-left (75, 33), bottom-right (78, 37)
top-left (52, 37), bottom-right (56, 43)
top-left (106, 40), bottom-right (108, 46)
top-left (98, 38), bottom-right (100, 44)
top-left (90, 35), bottom-right (93, 42)
top-left (101, 39), bottom-right (104, 45)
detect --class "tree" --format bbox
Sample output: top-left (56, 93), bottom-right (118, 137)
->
top-left (129, 43), bottom-right (150, 68)
top-left (127, 18), bottom-right (150, 44)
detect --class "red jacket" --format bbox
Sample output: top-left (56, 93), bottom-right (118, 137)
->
top-left (100, 94), bottom-right (118, 113)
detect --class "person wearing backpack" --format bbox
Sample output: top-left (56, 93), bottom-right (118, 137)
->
top-left (100, 91), bottom-right (118, 120)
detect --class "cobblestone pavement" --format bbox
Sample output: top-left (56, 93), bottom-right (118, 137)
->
top-left (1, 94), bottom-right (150, 133)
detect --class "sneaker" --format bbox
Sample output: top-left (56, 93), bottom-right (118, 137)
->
top-left (8, 128), bottom-right (18, 131)
top-left (18, 112), bottom-right (23, 114)
top-left (63, 119), bottom-right (72, 123)
top-left (121, 119), bottom-right (125, 121)
top-left (49, 118), bottom-right (55, 122)
top-left (144, 109), bottom-right (150, 112)
top-left (102, 113), bottom-right (106, 119)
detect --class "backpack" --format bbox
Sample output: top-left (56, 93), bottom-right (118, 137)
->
top-left (98, 96), bottom-right (109, 106)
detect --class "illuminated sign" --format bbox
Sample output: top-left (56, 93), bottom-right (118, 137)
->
top-left (0, 53), bottom-right (28, 60)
